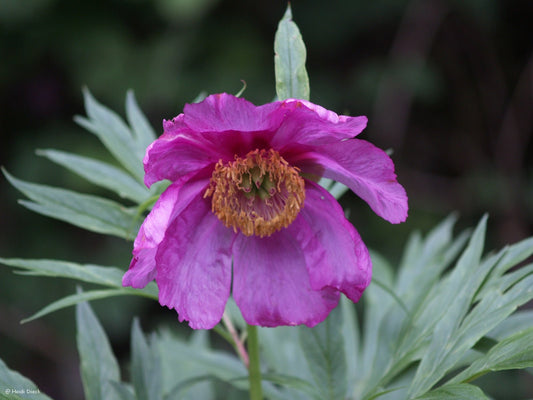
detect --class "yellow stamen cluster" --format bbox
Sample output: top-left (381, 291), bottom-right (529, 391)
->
top-left (204, 149), bottom-right (305, 237)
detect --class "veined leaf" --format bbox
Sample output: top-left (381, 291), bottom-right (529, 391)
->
top-left (356, 215), bottom-right (533, 400)
top-left (341, 295), bottom-right (360, 396)
top-left (75, 88), bottom-right (145, 182)
top-left (77, 300), bottom-right (122, 400)
top-left (109, 381), bottom-right (136, 400)
top-left (488, 309), bottom-right (533, 340)
top-left (474, 236), bottom-right (533, 301)
top-left (23, 288), bottom-right (153, 323)
top-left (261, 373), bottom-right (321, 400)
top-left (259, 325), bottom-right (312, 400)
top-left (449, 323), bottom-right (533, 384)
top-left (0, 358), bottom-right (54, 400)
top-left (3, 169), bottom-right (141, 240)
top-left (0, 257), bottom-right (123, 286)
top-left (407, 216), bottom-right (488, 397)
top-left (299, 306), bottom-right (347, 400)
top-left (274, 5), bottom-right (310, 101)
top-left (0, 257), bottom-right (157, 298)
top-left (131, 319), bottom-right (163, 400)
top-left (37, 148), bottom-right (149, 203)
top-left (414, 383), bottom-right (489, 400)
top-left (156, 330), bottom-right (246, 396)
top-left (125, 90), bottom-right (157, 152)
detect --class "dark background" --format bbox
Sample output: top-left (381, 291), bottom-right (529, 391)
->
top-left (1, 0), bottom-right (532, 398)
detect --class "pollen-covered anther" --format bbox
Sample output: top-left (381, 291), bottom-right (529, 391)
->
top-left (204, 149), bottom-right (305, 237)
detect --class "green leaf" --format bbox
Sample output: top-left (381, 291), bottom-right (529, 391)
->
top-left (0, 258), bottom-right (158, 299)
top-left (358, 250), bottom-right (401, 395)
top-left (450, 326), bottom-right (533, 384)
top-left (261, 373), bottom-right (321, 400)
top-left (109, 381), bottom-right (136, 400)
top-left (348, 215), bottom-right (533, 400)
top-left (157, 330), bottom-right (239, 399)
top-left (75, 88), bottom-right (145, 182)
top-left (488, 309), bottom-right (533, 340)
top-left (3, 169), bottom-right (141, 240)
top-left (131, 319), bottom-right (163, 400)
top-left (259, 326), bottom-right (312, 400)
top-left (0, 358), bottom-right (54, 400)
top-left (274, 5), bottom-right (310, 101)
top-left (474, 236), bottom-right (533, 301)
top-left (163, 375), bottom-right (219, 400)
top-left (299, 306), bottom-right (347, 400)
top-left (77, 300), bottom-right (122, 400)
top-left (37, 148), bottom-right (149, 203)
top-left (407, 216), bottom-right (488, 397)
top-left (125, 90), bottom-right (157, 153)
top-left (2, 258), bottom-right (121, 286)
top-left (340, 296), bottom-right (360, 396)
top-left (396, 214), bottom-right (468, 309)
top-left (414, 383), bottom-right (489, 400)
top-left (22, 288), bottom-right (149, 323)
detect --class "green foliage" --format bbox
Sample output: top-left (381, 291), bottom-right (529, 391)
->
top-left (76, 299), bottom-right (122, 400)
top-left (299, 306), bottom-right (347, 400)
top-left (74, 88), bottom-right (148, 182)
top-left (274, 5), bottom-right (310, 101)
top-left (131, 319), bottom-right (163, 400)
top-left (1, 89), bottom-right (164, 243)
top-left (0, 359), bottom-right (54, 400)
top-left (413, 383), bottom-right (489, 400)
top-left (2, 169), bottom-right (142, 240)
top-left (2, 89), bottom-right (533, 399)
top-left (353, 217), bottom-right (533, 400)
top-left (0, 257), bottom-right (157, 323)
top-left (36, 149), bottom-right (149, 204)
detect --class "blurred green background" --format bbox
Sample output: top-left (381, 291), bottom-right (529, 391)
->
top-left (1, 0), bottom-right (532, 398)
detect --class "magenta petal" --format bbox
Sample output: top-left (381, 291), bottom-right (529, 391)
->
top-left (143, 115), bottom-right (226, 187)
top-left (296, 139), bottom-right (408, 223)
top-left (233, 229), bottom-right (340, 327)
top-left (144, 134), bottom-right (222, 188)
top-left (298, 181), bottom-right (372, 302)
top-left (183, 93), bottom-right (282, 133)
top-left (156, 194), bottom-right (235, 329)
top-left (271, 100), bottom-right (368, 148)
top-left (123, 178), bottom-right (209, 288)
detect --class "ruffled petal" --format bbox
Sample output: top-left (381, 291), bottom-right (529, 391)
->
top-left (155, 193), bottom-right (235, 329)
top-left (298, 181), bottom-right (371, 302)
top-left (233, 228), bottom-right (340, 327)
top-left (271, 99), bottom-right (368, 148)
top-left (123, 178), bottom-right (209, 288)
top-left (294, 139), bottom-right (408, 223)
top-left (143, 117), bottom-right (224, 187)
top-left (183, 93), bottom-right (283, 133)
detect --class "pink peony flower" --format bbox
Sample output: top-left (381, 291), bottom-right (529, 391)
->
top-left (123, 93), bottom-right (408, 329)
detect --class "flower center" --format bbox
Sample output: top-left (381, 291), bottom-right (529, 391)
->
top-left (204, 149), bottom-right (305, 237)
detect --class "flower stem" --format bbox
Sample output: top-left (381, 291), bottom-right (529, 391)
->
top-left (221, 311), bottom-right (249, 367)
top-left (246, 324), bottom-right (263, 400)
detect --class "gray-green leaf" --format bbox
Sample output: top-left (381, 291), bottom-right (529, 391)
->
top-left (37, 148), bottom-right (149, 203)
top-left (299, 306), bottom-right (347, 400)
top-left (76, 300), bottom-right (121, 400)
top-left (3, 169), bottom-right (141, 240)
top-left (125, 90), bottom-right (157, 152)
top-left (75, 88), bottom-right (146, 182)
top-left (274, 5), bottom-right (310, 101)
top-left (414, 383), bottom-right (489, 400)
top-left (22, 289), bottom-right (149, 323)
top-left (131, 319), bottom-right (163, 400)
top-left (0, 358), bottom-right (53, 400)
top-left (449, 326), bottom-right (533, 384)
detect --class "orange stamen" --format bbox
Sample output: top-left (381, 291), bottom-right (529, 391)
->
top-left (204, 149), bottom-right (305, 237)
